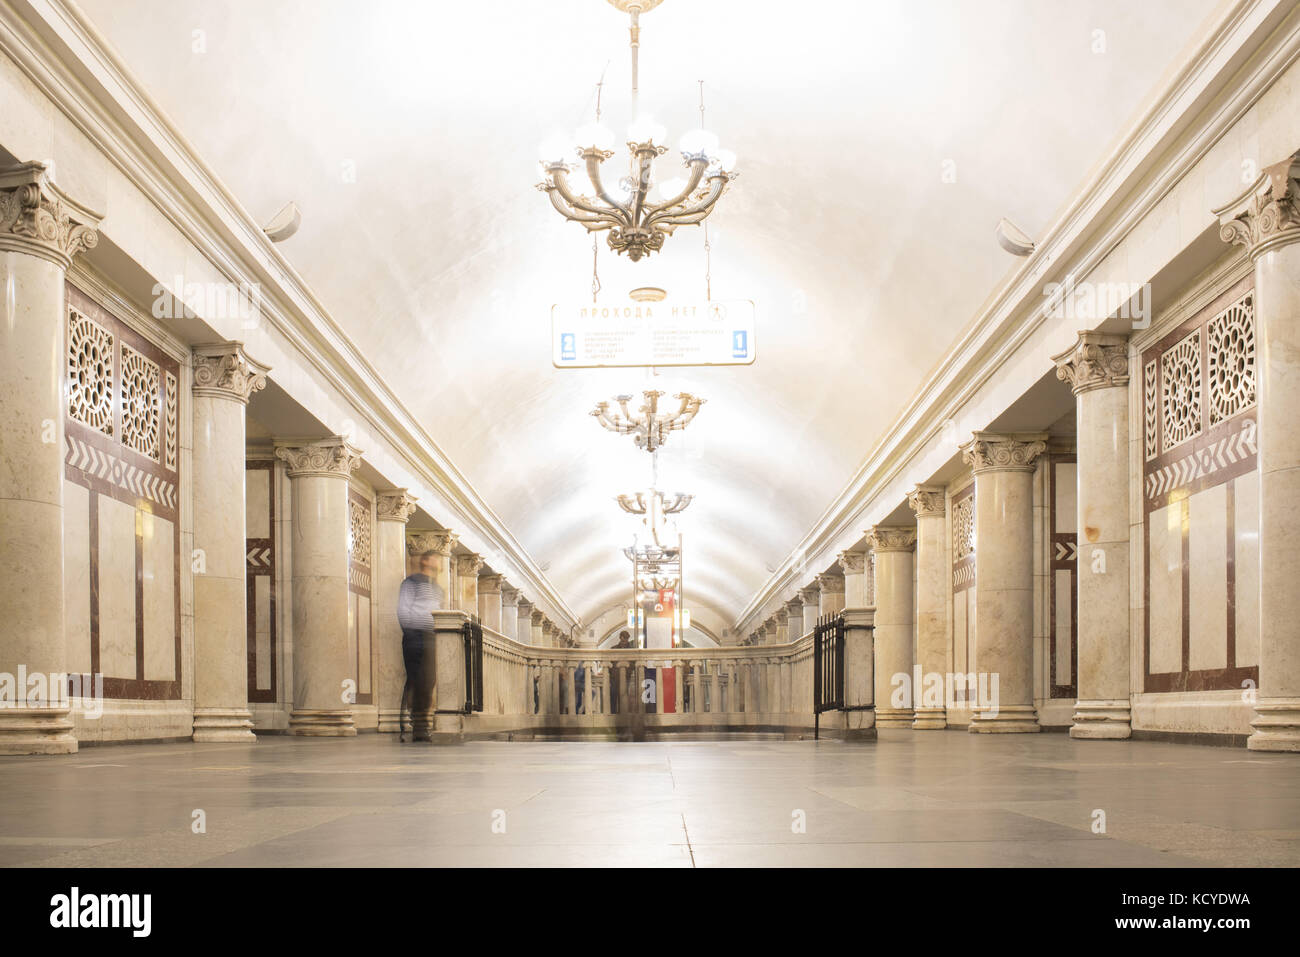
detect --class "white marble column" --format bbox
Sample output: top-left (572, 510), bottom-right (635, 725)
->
top-left (817, 573), bottom-right (845, 616)
top-left (1054, 333), bottom-right (1132, 739)
top-left (960, 432), bottom-right (1048, 733)
top-left (406, 530), bottom-right (456, 604)
top-left (530, 609), bottom-right (545, 647)
top-left (869, 526), bottom-right (916, 729)
top-left (800, 585), bottom-right (821, 634)
top-left (374, 490), bottom-right (418, 734)
top-left (1217, 152), bottom-right (1300, 750)
top-left (0, 162), bottom-right (99, 755)
top-left (191, 344), bottom-right (268, 742)
top-left (500, 585), bottom-right (520, 641)
top-left (455, 553), bottom-right (482, 618)
top-left (516, 598), bottom-right (535, 644)
top-left (908, 486), bottom-right (949, 729)
top-left (478, 573), bottom-right (503, 632)
top-left (276, 438), bottom-right (363, 735)
top-left (838, 551), bottom-right (870, 608)
top-left (783, 598), bottom-right (803, 643)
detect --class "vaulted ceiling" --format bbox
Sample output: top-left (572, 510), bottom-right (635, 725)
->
top-left (76, 0), bottom-right (1223, 625)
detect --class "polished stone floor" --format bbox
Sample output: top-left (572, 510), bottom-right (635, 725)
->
top-left (1, 730), bottom-right (1297, 867)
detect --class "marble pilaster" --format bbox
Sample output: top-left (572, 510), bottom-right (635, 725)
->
top-left (908, 485), bottom-right (949, 729)
top-left (1216, 152), bottom-right (1300, 750)
top-left (1054, 333), bottom-right (1132, 739)
top-left (276, 437), bottom-right (363, 735)
top-left (191, 343), bottom-right (268, 742)
top-left (374, 489), bottom-right (418, 734)
top-left (869, 525), bottom-right (916, 728)
top-left (960, 432), bottom-right (1048, 733)
top-left (0, 161), bottom-right (99, 755)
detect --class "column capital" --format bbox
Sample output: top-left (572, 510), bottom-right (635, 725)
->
top-left (478, 573), bottom-right (504, 593)
top-left (407, 530), bottom-right (457, 557)
top-left (274, 437), bottom-right (363, 479)
top-left (907, 485), bottom-right (946, 517)
top-left (500, 585), bottom-right (520, 607)
top-left (959, 431), bottom-right (1048, 474)
top-left (516, 596), bottom-right (534, 614)
top-left (192, 342), bottom-right (270, 404)
top-left (0, 161), bottom-right (101, 269)
top-left (376, 489), bottom-right (419, 524)
top-left (1052, 331), bottom-right (1129, 395)
top-left (1215, 151), bottom-right (1300, 259)
top-left (531, 609), bottom-right (545, 626)
top-left (837, 549), bottom-right (867, 574)
top-left (815, 572), bottom-right (844, 594)
top-left (868, 525), bottom-right (916, 552)
top-left (455, 553), bottom-right (484, 576)
top-left (783, 596), bottom-right (803, 615)
top-left (799, 584), bottom-right (821, 605)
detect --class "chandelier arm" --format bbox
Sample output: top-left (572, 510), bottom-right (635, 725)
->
top-left (643, 159), bottom-right (709, 223)
top-left (584, 154), bottom-right (631, 217)
top-left (650, 178), bottom-right (728, 225)
top-left (544, 187), bottom-right (616, 229)
top-left (549, 169), bottom-right (625, 223)
top-left (631, 149), bottom-right (656, 224)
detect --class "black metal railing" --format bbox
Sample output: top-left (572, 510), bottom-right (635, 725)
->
top-left (463, 619), bottom-right (484, 714)
top-left (813, 612), bottom-right (844, 738)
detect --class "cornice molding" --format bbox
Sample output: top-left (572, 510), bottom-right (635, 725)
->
top-left (732, 0), bottom-right (1300, 634)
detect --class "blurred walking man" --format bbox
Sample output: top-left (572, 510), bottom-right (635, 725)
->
top-left (397, 550), bottom-right (444, 741)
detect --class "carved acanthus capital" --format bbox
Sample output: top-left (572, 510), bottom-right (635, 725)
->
top-left (531, 609), bottom-right (545, 626)
top-left (868, 525), bottom-right (916, 553)
top-left (478, 573), bottom-right (504, 593)
top-left (192, 342), bottom-right (270, 403)
top-left (959, 432), bottom-right (1048, 474)
top-left (456, 553), bottom-right (484, 577)
top-left (275, 437), bottom-right (363, 479)
top-left (907, 485), bottom-right (946, 517)
top-left (1215, 152), bottom-right (1300, 258)
top-left (837, 550), bottom-right (866, 575)
top-left (784, 597), bottom-right (804, 617)
top-left (1052, 332), bottom-right (1129, 395)
top-left (815, 572), bottom-right (844, 594)
top-left (0, 162), bottom-right (101, 269)
top-left (500, 585), bottom-right (520, 607)
top-left (376, 489), bottom-right (419, 524)
top-left (799, 585), bottom-right (821, 605)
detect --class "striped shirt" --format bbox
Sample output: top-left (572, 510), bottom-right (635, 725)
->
top-left (397, 573), bottom-right (443, 633)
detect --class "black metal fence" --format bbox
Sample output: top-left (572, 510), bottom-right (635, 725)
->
top-left (462, 619), bottom-right (484, 714)
top-left (813, 612), bottom-right (844, 738)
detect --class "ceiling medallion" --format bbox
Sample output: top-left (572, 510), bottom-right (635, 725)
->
top-left (536, 0), bottom-right (738, 262)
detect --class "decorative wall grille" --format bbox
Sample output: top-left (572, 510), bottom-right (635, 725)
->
top-left (67, 308), bottom-right (114, 435)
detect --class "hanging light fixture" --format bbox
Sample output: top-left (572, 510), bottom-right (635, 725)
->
top-left (536, 0), bottom-right (738, 261)
top-left (591, 390), bottom-right (705, 452)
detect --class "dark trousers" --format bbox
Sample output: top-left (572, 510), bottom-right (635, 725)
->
top-left (401, 629), bottom-right (435, 739)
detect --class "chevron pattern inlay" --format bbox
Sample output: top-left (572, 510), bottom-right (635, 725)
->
top-left (66, 433), bottom-right (177, 509)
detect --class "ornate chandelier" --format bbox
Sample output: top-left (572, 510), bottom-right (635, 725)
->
top-left (591, 390), bottom-right (705, 452)
top-left (536, 0), bottom-right (738, 262)
top-left (618, 488), bottom-right (693, 548)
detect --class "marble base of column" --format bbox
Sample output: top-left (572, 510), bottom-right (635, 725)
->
top-left (875, 709), bottom-right (914, 728)
top-left (1070, 699), bottom-right (1131, 739)
top-left (0, 708), bottom-right (77, 755)
top-left (288, 710), bottom-right (358, 735)
top-left (911, 708), bottom-right (947, 730)
top-left (192, 709), bottom-right (255, 742)
top-left (968, 705), bottom-right (1040, 733)
top-left (1248, 699), bottom-right (1300, 752)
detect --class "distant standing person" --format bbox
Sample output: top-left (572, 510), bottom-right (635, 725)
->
top-left (397, 550), bottom-right (444, 742)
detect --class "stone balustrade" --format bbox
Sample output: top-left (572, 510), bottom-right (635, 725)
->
top-left (417, 612), bottom-right (870, 741)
